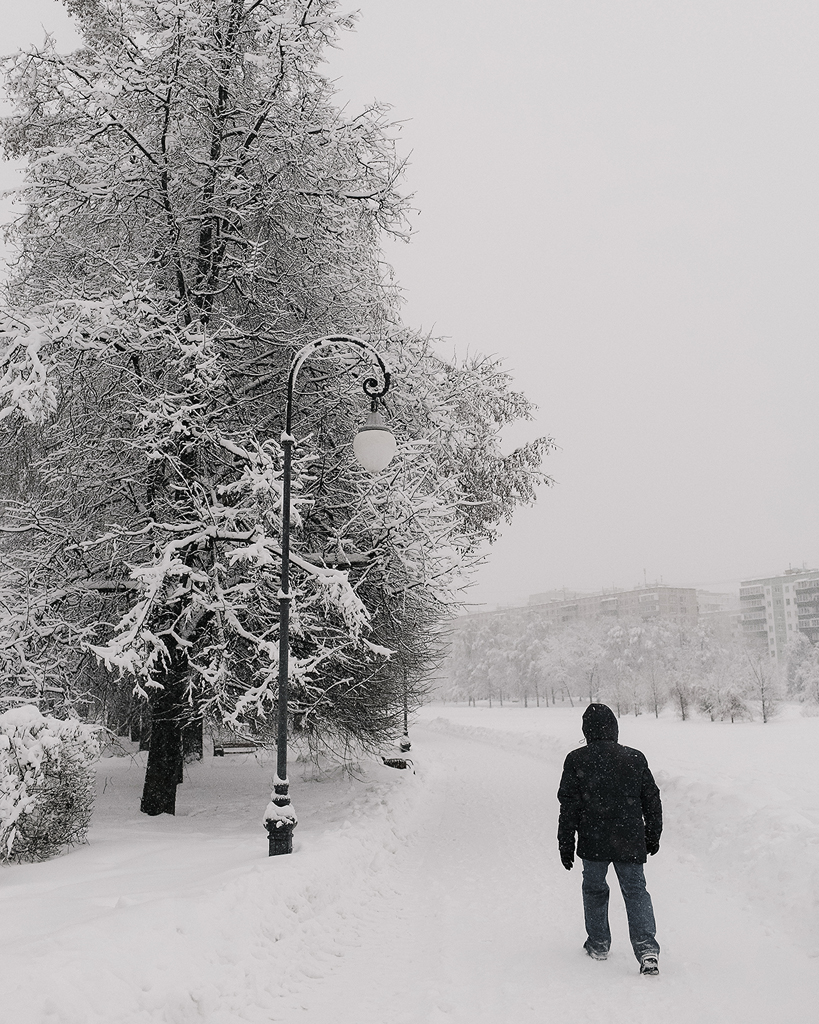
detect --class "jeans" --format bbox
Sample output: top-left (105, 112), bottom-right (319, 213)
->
top-left (581, 859), bottom-right (659, 962)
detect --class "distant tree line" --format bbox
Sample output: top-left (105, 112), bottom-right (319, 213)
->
top-left (441, 612), bottom-right (819, 723)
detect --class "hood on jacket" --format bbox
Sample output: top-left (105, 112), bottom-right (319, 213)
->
top-left (582, 703), bottom-right (619, 742)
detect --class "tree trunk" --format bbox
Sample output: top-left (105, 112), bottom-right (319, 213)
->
top-left (182, 719), bottom-right (204, 762)
top-left (140, 684), bottom-right (184, 816)
top-left (129, 712), bottom-right (141, 744)
top-left (138, 709), bottom-right (152, 751)
top-left (130, 703), bottom-right (152, 748)
top-left (108, 684), bottom-right (132, 737)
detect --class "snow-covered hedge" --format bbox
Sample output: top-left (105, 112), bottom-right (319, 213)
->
top-left (0, 705), bottom-right (99, 863)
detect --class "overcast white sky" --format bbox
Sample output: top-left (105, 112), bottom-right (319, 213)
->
top-left (4, 1), bottom-right (819, 610)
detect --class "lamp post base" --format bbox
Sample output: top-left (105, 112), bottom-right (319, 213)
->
top-left (266, 819), bottom-right (296, 856)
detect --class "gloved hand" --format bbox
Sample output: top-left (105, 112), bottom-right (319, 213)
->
top-left (646, 839), bottom-right (660, 856)
top-left (560, 850), bottom-right (574, 871)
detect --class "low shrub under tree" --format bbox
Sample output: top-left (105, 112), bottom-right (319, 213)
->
top-left (0, 705), bottom-right (99, 863)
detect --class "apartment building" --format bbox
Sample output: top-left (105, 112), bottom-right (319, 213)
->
top-left (739, 568), bottom-right (819, 660)
top-left (528, 584), bottom-right (699, 626)
top-left (696, 590), bottom-right (742, 635)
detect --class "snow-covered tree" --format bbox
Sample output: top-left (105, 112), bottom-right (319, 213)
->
top-left (667, 622), bottom-right (710, 721)
top-left (741, 650), bottom-right (783, 724)
top-left (694, 632), bottom-right (749, 722)
top-left (783, 632), bottom-right (819, 706)
top-left (539, 622), bottom-right (607, 708)
top-left (0, 0), bottom-right (550, 814)
top-left (602, 623), bottom-right (643, 716)
top-left (511, 613), bottom-right (550, 707)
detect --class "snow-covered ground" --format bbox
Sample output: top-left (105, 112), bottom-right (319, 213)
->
top-left (2, 704), bottom-right (818, 1023)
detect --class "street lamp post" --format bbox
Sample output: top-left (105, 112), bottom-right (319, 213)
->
top-left (399, 666), bottom-right (411, 752)
top-left (264, 335), bottom-right (396, 856)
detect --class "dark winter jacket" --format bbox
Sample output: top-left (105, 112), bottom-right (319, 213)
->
top-left (557, 704), bottom-right (662, 864)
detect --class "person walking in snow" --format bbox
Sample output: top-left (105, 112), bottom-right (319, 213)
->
top-left (557, 702), bottom-right (663, 975)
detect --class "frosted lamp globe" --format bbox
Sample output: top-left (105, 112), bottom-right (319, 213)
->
top-left (353, 412), bottom-right (397, 473)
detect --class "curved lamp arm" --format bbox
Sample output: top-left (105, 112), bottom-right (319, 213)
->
top-left (284, 334), bottom-right (392, 435)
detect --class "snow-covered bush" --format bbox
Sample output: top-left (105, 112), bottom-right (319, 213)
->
top-left (0, 705), bottom-right (99, 863)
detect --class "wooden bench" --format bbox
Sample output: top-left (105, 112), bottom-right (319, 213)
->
top-left (213, 739), bottom-right (261, 757)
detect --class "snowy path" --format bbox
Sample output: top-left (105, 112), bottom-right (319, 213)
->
top-left (3, 710), bottom-right (819, 1023)
top-left (282, 724), bottom-right (818, 1024)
